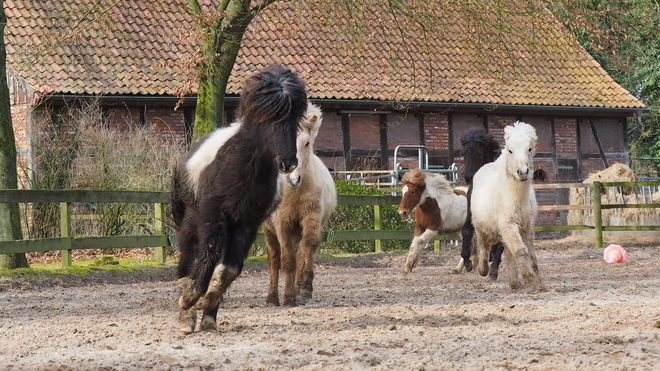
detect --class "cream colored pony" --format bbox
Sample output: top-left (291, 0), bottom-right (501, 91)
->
top-left (264, 103), bottom-right (338, 307)
top-left (470, 121), bottom-right (544, 291)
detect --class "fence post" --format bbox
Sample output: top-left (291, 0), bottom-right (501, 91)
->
top-left (154, 202), bottom-right (166, 264)
top-left (60, 202), bottom-right (72, 267)
top-left (433, 239), bottom-right (441, 252)
top-left (374, 204), bottom-right (382, 252)
top-left (593, 181), bottom-right (603, 248)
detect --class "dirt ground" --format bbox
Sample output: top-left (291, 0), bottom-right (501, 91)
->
top-left (2, 238), bottom-right (660, 371)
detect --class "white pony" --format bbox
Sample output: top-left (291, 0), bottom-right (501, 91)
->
top-left (264, 103), bottom-right (338, 307)
top-left (470, 121), bottom-right (544, 291)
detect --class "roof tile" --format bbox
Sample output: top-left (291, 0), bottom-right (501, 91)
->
top-left (4, 0), bottom-right (644, 109)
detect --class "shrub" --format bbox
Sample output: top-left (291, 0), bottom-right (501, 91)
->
top-left (324, 180), bottom-right (411, 254)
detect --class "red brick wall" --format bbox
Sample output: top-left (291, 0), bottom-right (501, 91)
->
top-left (316, 112), bottom-right (343, 150)
top-left (554, 117), bottom-right (577, 154)
top-left (423, 114), bottom-right (449, 151)
top-left (349, 113), bottom-right (380, 150)
top-left (387, 112), bottom-right (420, 149)
top-left (316, 112), bottom-right (344, 171)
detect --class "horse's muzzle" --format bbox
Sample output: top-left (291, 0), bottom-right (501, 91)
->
top-left (398, 210), bottom-right (411, 220)
top-left (286, 174), bottom-right (302, 188)
top-left (278, 159), bottom-right (298, 174)
top-left (517, 168), bottom-right (530, 181)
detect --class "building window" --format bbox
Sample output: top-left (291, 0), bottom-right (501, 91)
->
top-left (533, 169), bottom-right (548, 181)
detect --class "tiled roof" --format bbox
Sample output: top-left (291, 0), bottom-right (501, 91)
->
top-left (5, 0), bottom-right (645, 109)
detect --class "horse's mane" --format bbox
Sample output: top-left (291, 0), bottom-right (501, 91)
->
top-left (402, 169), bottom-right (452, 194)
top-left (239, 65), bottom-right (307, 126)
top-left (505, 121), bottom-right (538, 145)
top-left (300, 102), bottom-right (323, 136)
top-left (461, 127), bottom-right (501, 160)
top-left (425, 172), bottom-right (453, 194)
top-left (401, 169), bottom-right (426, 187)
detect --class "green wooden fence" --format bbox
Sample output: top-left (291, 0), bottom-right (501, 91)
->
top-left (1, 180), bottom-right (659, 267)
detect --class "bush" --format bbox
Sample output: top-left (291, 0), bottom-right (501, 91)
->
top-left (20, 100), bottom-right (185, 260)
top-left (324, 180), bottom-right (411, 254)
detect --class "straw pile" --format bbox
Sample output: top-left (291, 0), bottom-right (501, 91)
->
top-left (568, 163), bottom-right (638, 227)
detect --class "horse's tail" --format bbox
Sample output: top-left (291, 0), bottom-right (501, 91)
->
top-left (170, 163), bottom-right (187, 230)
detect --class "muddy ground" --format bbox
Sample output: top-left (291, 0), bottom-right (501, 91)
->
top-left (1, 239), bottom-right (660, 370)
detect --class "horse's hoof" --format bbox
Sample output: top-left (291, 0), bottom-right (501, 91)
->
top-left (509, 281), bottom-right (523, 290)
top-left (488, 270), bottom-right (499, 281)
top-left (451, 268), bottom-right (461, 274)
top-left (296, 292), bottom-right (312, 305)
top-left (464, 260), bottom-right (473, 272)
top-left (403, 261), bottom-right (415, 275)
top-left (282, 299), bottom-right (297, 308)
top-left (266, 295), bottom-right (280, 307)
top-left (199, 315), bottom-right (218, 332)
top-left (178, 308), bottom-right (196, 335)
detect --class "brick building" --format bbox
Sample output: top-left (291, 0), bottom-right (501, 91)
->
top-left (5, 1), bottom-right (647, 228)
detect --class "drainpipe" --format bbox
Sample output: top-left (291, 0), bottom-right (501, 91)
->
top-left (627, 111), bottom-right (644, 135)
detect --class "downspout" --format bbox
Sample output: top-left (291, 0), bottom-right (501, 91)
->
top-left (627, 111), bottom-right (644, 135)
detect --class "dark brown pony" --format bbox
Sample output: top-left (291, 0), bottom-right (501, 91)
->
top-left (171, 65), bottom-right (307, 334)
top-left (456, 127), bottom-right (505, 279)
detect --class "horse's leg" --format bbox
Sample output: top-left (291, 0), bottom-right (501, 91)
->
top-left (297, 211), bottom-right (322, 304)
top-left (522, 229), bottom-right (545, 291)
top-left (265, 229), bottom-right (282, 306)
top-left (502, 247), bottom-right (522, 289)
top-left (500, 223), bottom-right (541, 291)
top-left (475, 230), bottom-right (491, 277)
top-left (179, 207), bottom-right (229, 310)
top-left (452, 257), bottom-right (465, 274)
top-left (193, 223), bottom-right (257, 311)
top-left (175, 217), bottom-right (201, 334)
top-left (403, 229), bottom-right (438, 275)
top-left (487, 242), bottom-right (505, 281)
top-left (280, 228), bottom-right (299, 308)
top-left (460, 204), bottom-right (475, 272)
top-left (199, 304), bottom-right (219, 332)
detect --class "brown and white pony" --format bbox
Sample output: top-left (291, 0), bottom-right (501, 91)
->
top-left (398, 169), bottom-right (468, 274)
top-left (471, 121), bottom-right (544, 291)
top-left (264, 103), bottom-right (337, 307)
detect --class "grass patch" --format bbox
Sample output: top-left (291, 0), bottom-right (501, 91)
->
top-left (0, 257), bottom-right (176, 280)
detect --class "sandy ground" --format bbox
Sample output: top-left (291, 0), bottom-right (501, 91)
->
top-left (2, 240), bottom-right (660, 371)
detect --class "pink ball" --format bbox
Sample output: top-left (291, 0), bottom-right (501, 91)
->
top-left (603, 244), bottom-right (627, 263)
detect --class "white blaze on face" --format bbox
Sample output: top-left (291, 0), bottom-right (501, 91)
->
top-left (401, 185), bottom-right (409, 196)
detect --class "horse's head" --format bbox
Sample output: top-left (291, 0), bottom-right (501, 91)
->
top-left (286, 102), bottom-right (323, 188)
top-left (461, 127), bottom-right (500, 184)
top-left (239, 64), bottom-right (307, 174)
top-left (503, 121), bottom-right (538, 182)
top-left (398, 169), bottom-right (427, 219)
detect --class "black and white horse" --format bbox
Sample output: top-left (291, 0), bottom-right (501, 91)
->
top-left (171, 64), bottom-right (307, 334)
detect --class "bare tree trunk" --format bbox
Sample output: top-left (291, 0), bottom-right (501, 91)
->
top-left (0, 0), bottom-right (28, 269)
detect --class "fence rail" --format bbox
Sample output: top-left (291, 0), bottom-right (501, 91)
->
top-left (1, 180), bottom-right (659, 267)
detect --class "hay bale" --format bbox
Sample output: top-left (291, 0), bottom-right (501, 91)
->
top-left (568, 163), bottom-right (637, 227)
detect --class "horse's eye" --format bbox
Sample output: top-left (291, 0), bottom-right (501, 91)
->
top-left (528, 148), bottom-right (532, 152)
top-left (305, 142), bottom-right (310, 147)
top-left (508, 149), bottom-right (512, 154)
